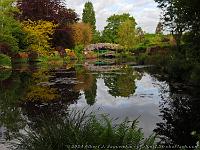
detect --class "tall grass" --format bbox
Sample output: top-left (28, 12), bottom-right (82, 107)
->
top-left (15, 109), bottom-right (156, 150)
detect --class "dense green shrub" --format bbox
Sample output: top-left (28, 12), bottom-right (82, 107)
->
top-left (142, 52), bottom-right (200, 85)
top-left (165, 58), bottom-right (192, 81)
top-left (134, 44), bottom-right (147, 53)
top-left (0, 0), bottom-right (27, 56)
top-left (74, 44), bottom-right (84, 60)
top-left (0, 54), bottom-right (11, 67)
top-left (0, 34), bottom-right (19, 55)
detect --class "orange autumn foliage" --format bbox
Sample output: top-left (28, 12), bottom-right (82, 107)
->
top-left (71, 22), bottom-right (93, 46)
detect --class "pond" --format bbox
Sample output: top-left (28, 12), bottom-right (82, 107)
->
top-left (0, 59), bottom-right (200, 148)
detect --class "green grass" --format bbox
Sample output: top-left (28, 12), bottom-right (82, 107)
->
top-left (37, 55), bottom-right (63, 62)
top-left (15, 109), bottom-right (156, 150)
top-left (0, 54), bottom-right (12, 68)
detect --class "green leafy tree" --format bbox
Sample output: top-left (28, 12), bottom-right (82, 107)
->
top-left (154, 0), bottom-right (200, 50)
top-left (82, 1), bottom-right (96, 31)
top-left (0, 0), bottom-right (25, 55)
top-left (155, 22), bottom-right (163, 34)
top-left (136, 27), bottom-right (145, 43)
top-left (117, 19), bottom-right (137, 51)
top-left (102, 13), bottom-right (135, 43)
top-left (92, 30), bottom-right (102, 43)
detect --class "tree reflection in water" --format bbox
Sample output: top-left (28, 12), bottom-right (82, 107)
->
top-left (2, 61), bottom-right (200, 148)
top-left (0, 66), bottom-right (34, 140)
top-left (74, 65), bottom-right (97, 105)
top-left (84, 77), bottom-right (97, 105)
top-left (154, 83), bottom-right (200, 147)
top-left (0, 64), bottom-right (82, 142)
top-left (21, 66), bottom-right (81, 132)
top-left (104, 66), bottom-right (140, 97)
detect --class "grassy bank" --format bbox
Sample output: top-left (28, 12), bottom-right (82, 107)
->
top-left (15, 109), bottom-right (156, 150)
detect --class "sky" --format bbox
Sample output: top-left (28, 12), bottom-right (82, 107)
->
top-left (66, 0), bottom-right (161, 33)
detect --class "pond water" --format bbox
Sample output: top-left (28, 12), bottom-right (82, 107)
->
top-left (0, 59), bottom-right (200, 148)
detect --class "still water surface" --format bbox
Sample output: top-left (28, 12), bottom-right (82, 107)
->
top-left (0, 59), bottom-right (200, 148)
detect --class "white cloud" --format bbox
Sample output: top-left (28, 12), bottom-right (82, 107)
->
top-left (65, 0), bottom-right (161, 33)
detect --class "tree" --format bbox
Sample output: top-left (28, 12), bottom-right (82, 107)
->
top-left (155, 22), bottom-right (163, 34)
top-left (92, 30), bottom-right (102, 43)
top-left (117, 19), bottom-right (136, 51)
top-left (82, 1), bottom-right (96, 31)
top-left (17, 0), bottom-right (79, 49)
top-left (52, 27), bottom-right (74, 49)
top-left (22, 20), bottom-right (57, 55)
top-left (136, 27), bottom-right (145, 43)
top-left (71, 23), bottom-right (93, 46)
top-left (154, 0), bottom-right (200, 50)
top-left (17, 0), bottom-right (79, 25)
top-left (0, 0), bottom-right (25, 56)
top-left (102, 13), bottom-right (135, 43)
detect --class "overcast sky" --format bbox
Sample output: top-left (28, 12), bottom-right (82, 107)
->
top-left (66, 0), bottom-right (161, 33)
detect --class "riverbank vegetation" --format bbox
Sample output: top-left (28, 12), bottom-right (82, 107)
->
top-left (140, 0), bottom-right (200, 86)
top-left (16, 109), bottom-right (156, 150)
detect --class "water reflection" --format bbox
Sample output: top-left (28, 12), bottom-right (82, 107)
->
top-left (154, 85), bottom-right (200, 147)
top-left (74, 65), bottom-right (97, 105)
top-left (0, 67), bottom-right (32, 141)
top-left (103, 67), bottom-right (140, 97)
top-left (0, 60), bottom-right (199, 148)
top-left (146, 68), bottom-right (200, 147)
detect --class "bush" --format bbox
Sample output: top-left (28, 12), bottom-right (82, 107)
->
top-left (0, 34), bottom-right (19, 55)
top-left (134, 44), bottom-right (147, 54)
top-left (15, 109), bottom-right (156, 150)
top-left (0, 54), bottom-right (12, 68)
top-left (165, 58), bottom-right (192, 81)
top-left (74, 45), bottom-right (85, 60)
top-left (22, 20), bottom-right (57, 56)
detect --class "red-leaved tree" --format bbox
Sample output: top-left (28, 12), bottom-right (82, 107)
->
top-left (17, 0), bottom-right (79, 48)
top-left (17, 0), bottom-right (79, 25)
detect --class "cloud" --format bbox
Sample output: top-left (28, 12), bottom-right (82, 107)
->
top-left (66, 0), bottom-right (161, 33)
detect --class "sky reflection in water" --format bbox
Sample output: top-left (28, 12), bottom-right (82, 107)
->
top-left (2, 61), bottom-right (197, 147)
top-left (70, 72), bottom-right (167, 137)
